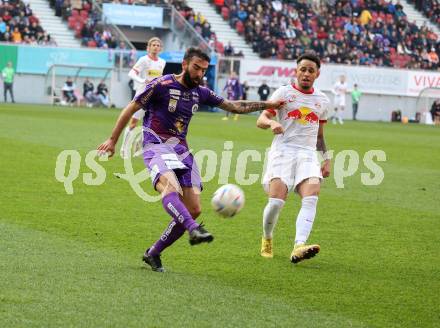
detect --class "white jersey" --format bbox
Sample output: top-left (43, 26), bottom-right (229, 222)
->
top-left (131, 55), bottom-right (166, 91)
top-left (267, 84), bottom-right (330, 151)
top-left (333, 81), bottom-right (347, 104)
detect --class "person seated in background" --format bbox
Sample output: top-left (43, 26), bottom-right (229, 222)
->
top-left (96, 80), bottom-right (109, 107)
top-left (430, 99), bottom-right (440, 123)
top-left (83, 77), bottom-right (97, 107)
top-left (62, 76), bottom-right (77, 104)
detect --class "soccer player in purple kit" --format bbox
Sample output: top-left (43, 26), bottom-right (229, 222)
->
top-left (222, 71), bottom-right (243, 121)
top-left (97, 48), bottom-right (284, 272)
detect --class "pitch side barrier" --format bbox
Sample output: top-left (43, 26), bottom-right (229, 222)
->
top-left (216, 57), bottom-right (440, 121)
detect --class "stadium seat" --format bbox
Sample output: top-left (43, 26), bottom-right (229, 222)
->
top-left (235, 20), bottom-right (244, 34)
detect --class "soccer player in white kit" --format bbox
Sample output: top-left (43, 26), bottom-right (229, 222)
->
top-left (332, 75), bottom-right (347, 124)
top-left (257, 53), bottom-right (331, 264)
top-left (120, 37), bottom-right (166, 158)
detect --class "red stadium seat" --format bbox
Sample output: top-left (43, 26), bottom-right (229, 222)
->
top-left (87, 40), bottom-right (97, 48)
top-left (72, 9), bottom-right (80, 17)
top-left (235, 20), bottom-right (244, 34)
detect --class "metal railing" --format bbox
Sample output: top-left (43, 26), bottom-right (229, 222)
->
top-left (168, 6), bottom-right (214, 56)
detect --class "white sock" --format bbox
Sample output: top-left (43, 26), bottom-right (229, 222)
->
top-left (338, 110), bottom-right (344, 121)
top-left (263, 198), bottom-right (285, 239)
top-left (295, 196), bottom-right (318, 245)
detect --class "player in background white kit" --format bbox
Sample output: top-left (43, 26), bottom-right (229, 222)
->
top-left (120, 37), bottom-right (166, 158)
top-left (257, 53), bottom-right (331, 264)
top-left (331, 75), bottom-right (347, 125)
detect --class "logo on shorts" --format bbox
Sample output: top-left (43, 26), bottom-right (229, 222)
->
top-left (285, 107), bottom-right (319, 125)
top-left (192, 104), bottom-right (199, 113)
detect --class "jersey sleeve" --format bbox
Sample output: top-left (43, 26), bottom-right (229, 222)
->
top-left (132, 57), bottom-right (147, 75)
top-left (266, 87), bottom-right (284, 116)
top-left (200, 87), bottom-right (224, 107)
top-left (134, 79), bottom-right (160, 110)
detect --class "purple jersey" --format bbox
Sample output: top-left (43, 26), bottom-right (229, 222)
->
top-left (223, 77), bottom-right (242, 101)
top-left (134, 74), bottom-right (224, 148)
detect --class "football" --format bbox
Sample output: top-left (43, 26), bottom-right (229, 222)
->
top-left (211, 184), bottom-right (245, 218)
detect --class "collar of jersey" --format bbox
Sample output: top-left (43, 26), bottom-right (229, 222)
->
top-left (291, 83), bottom-right (314, 94)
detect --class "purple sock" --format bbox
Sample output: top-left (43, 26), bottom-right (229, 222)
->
top-left (148, 220), bottom-right (186, 256)
top-left (162, 192), bottom-right (199, 232)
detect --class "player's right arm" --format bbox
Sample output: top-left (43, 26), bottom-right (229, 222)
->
top-left (97, 101), bottom-right (141, 157)
top-left (128, 57), bottom-right (146, 84)
top-left (98, 79), bottom-right (161, 157)
top-left (256, 87), bottom-right (284, 134)
top-left (256, 110), bottom-right (284, 134)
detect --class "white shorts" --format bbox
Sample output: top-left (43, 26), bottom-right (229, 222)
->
top-left (262, 148), bottom-right (322, 193)
top-left (334, 96), bottom-right (346, 108)
top-left (132, 109), bottom-right (145, 120)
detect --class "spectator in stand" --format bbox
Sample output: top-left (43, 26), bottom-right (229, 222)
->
top-left (224, 41), bottom-right (234, 56)
top-left (0, 18), bottom-right (6, 35)
top-left (11, 27), bottom-right (22, 43)
top-left (223, 0), bottom-right (440, 70)
top-left (428, 47), bottom-right (439, 64)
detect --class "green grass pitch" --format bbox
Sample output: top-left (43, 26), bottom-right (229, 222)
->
top-left (1, 103), bottom-right (439, 327)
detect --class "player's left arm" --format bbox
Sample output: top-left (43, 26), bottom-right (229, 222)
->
top-left (317, 123), bottom-right (331, 178)
top-left (219, 99), bottom-right (284, 114)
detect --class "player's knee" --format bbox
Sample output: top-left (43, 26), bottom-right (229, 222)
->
top-left (298, 178), bottom-right (320, 197)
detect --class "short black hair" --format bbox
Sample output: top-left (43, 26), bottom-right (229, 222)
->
top-left (183, 47), bottom-right (211, 64)
top-left (297, 52), bottom-right (321, 69)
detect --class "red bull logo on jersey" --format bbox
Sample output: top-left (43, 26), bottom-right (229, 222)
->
top-left (285, 107), bottom-right (319, 125)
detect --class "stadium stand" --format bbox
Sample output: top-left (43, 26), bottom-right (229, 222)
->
top-left (168, 0), bottom-right (226, 54)
top-left (211, 0), bottom-right (440, 70)
top-left (48, 0), bottom-right (223, 52)
top-left (0, 0), bottom-right (55, 45)
top-left (408, 0), bottom-right (440, 27)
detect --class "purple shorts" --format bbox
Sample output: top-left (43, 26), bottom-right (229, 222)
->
top-left (143, 143), bottom-right (202, 191)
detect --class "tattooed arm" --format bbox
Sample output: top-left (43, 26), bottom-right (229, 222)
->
top-left (317, 123), bottom-right (331, 178)
top-left (219, 99), bottom-right (284, 114)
